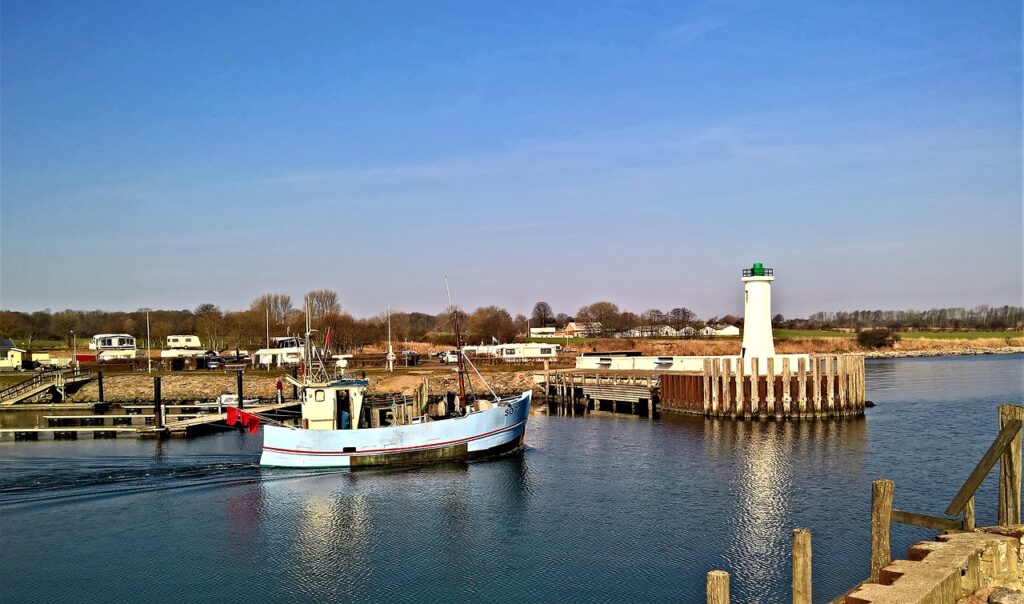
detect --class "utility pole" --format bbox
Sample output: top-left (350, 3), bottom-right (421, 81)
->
top-left (146, 311), bottom-right (152, 373)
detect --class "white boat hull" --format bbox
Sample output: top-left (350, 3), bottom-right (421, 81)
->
top-left (260, 391), bottom-right (531, 468)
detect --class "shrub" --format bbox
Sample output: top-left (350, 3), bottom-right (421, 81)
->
top-left (857, 328), bottom-right (900, 349)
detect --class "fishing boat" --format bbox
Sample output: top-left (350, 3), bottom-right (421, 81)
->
top-left (250, 291), bottom-right (531, 468)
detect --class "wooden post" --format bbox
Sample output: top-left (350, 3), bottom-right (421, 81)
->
top-left (766, 357), bottom-right (776, 415)
top-left (236, 370), bottom-right (244, 410)
top-left (153, 376), bottom-right (163, 430)
top-left (838, 356), bottom-right (848, 411)
top-left (870, 479), bottom-right (894, 582)
top-left (797, 357), bottom-right (807, 415)
top-left (825, 356), bottom-right (835, 413)
top-left (735, 360), bottom-right (745, 416)
top-left (544, 360), bottom-right (551, 400)
top-left (291, 367), bottom-right (299, 399)
top-left (750, 358), bottom-right (759, 416)
top-left (721, 358), bottom-right (732, 416)
top-left (782, 358), bottom-right (791, 417)
top-left (703, 359), bottom-right (712, 414)
top-left (999, 403), bottom-right (1024, 525)
top-left (706, 570), bottom-right (730, 604)
top-left (97, 370), bottom-right (105, 402)
top-left (792, 528), bottom-right (812, 604)
top-left (711, 358), bottom-right (720, 414)
top-left (964, 496), bottom-right (976, 531)
top-left (812, 357), bottom-right (822, 413)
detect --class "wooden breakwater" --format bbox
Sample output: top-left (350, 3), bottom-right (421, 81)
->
top-left (657, 354), bottom-right (865, 419)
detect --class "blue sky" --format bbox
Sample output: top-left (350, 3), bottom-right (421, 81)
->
top-left (2, 0), bottom-right (1020, 319)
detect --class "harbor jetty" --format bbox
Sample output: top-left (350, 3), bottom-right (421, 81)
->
top-left (539, 264), bottom-right (868, 420)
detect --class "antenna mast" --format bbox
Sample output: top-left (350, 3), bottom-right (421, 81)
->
top-left (445, 278), bottom-right (467, 413)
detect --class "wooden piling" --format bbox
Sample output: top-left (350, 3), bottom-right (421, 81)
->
top-left (782, 358), bottom-right (791, 416)
top-left (721, 358), bottom-right (732, 417)
top-left (236, 370), bottom-right (244, 410)
top-left (999, 403), bottom-right (1024, 524)
top-left (750, 358), bottom-right (759, 416)
top-left (703, 359), bottom-right (712, 414)
top-left (735, 360), bottom-right (745, 416)
top-left (838, 356), bottom-right (848, 411)
top-left (98, 371), bottom-right (105, 402)
top-left (797, 357), bottom-right (807, 415)
top-left (291, 367), bottom-right (299, 399)
top-left (153, 376), bottom-right (163, 430)
top-left (706, 570), bottom-right (730, 604)
top-left (825, 356), bottom-right (835, 413)
top-left (792, 528), bottom-right (812, 604)
top-left (870, 479), bottom-right (894, 581)
top-left (711, 359), bottom-right (720, 414)
top-left (964, 496), bottom-right (976, 531)
top-left (766, 357), bottom-right (776, 415)
top-left (812, 357), bottom-right (822, 413)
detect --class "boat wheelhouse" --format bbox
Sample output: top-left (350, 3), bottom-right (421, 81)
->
top-left (252, 337), bottom-right (308, 367)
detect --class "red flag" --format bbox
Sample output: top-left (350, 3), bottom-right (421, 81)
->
top-left (247, 415), bottom-right (261, 434)
top-left (226, 406), bottom-right (239, 426)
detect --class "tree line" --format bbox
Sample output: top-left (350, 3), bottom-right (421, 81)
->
top-left (1, 295), bottom-right (1020, 352)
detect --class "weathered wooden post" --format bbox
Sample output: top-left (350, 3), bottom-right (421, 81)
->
top-left (750, 358), bottom-right (760, 417)
top-left (792, 528), bottom-right (812, 604)
top-left (291, 367), bottom-right (299, 399)
top-left (236, 370), bottom-right (244, 410)
top-left (964, 496), bottom-right (976, 531)
top-left (721, 358), bottom-right (732, 417)
top-left (735, 360), bottom-right (745, 416)
top-left (711, 358), bottom-right (720, 414)
top-left (870, 479), bottom-right (894, 581)
top-left (825, 356), bottom-right (835, 413)
top-left (544, 360), bottom-right (551, 400)
top-left (812, 357), bottom-right (822, 413)
top-left (706, 570), bottom-right (730, 604)
top-left (782, 358), bottom-right (791, 417)
top-left (97, 370), bottom-right (105, 402)
top-left (153, 376), bottom-right (163, 430)
top-left (703, 359), bottom-right (712, 414)
top-left (797, 357), bottom-right (807, 415)
top-left (999, 403), bottom-right (1024, 524)
top-left (766, 357), bottom-right (776, 415)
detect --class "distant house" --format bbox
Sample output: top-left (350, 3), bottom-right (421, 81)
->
top-left (529, 327), bottom-right (557, 338)
top-left (0, 338), bottom-right (27, 371)
top-left (698, 326), bottom-right (718, 337)
top-left (714, 325), bottom-right (741, 337)
top-left (565, 322), bottom-right (602, 337)
top-left (677, 326), bottom-right (698, 337)
top-left (615, 325), bottom-right (678, 338)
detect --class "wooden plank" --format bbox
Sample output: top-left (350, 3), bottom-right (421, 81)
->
top-left (735, 359), bottom-right (745, 415)
top-left (721, 358), bottom-right (732, 416)
top-left (891, 508), bottom-right (964, 532)
top-left (792, 528), bottom-right (812, 604)
top-left (870, 479), bottom-right (894, 582)
top-left (782, 357), bottom-right (792, 416)
top-left (706, 570), bottom-right (729, 604)
top-left (702, 359), bottom-right (711, 414)
top-left (825, 356), bottom-right (835, 412)
top-left (711, 358), bottom-right (720, 414)
top-left (946, 418), bottom-right (1022, 515)
top-left (1000, 404), bottom-right (1024, 524)
top-left (797, 357), bottom-right (807, 413)
top-left (964, 496), bottom-right (975, 531)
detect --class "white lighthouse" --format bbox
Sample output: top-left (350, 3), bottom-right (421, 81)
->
top-left (741, 262), bottom-right (776, 362)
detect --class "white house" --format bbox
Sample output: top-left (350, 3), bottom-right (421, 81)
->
top-left (714, 325), bottom-right (741, 337)
top-left (565, 322), bottom-right (602, 337)
top-left (0, 338), bottom-right (26, 371)
top-left (528, 327), bottom-right (557, 338)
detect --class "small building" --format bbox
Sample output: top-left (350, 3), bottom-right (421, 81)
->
top-left (253, 337), bottom-right (307, 367)
top-left (88, 333), bottom-right (137, 360)
top-left (495, 343), bottom-right (559, 360)
top-left (0, 338), bottom-right (26, 371)
top-left (715, 325), bottom-right (741, 337)
top-left (565, 322), bottom-right (602, 337)
top-left (529, 327), bottom-right (557, 338)
top-left (166, 335), bottom-right (203, 349)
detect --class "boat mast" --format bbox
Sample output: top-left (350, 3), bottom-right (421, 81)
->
top-left (445, 278), bottom-right (467, 413)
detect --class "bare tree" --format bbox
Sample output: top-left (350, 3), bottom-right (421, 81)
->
top-left (249, 294), bottom-right (294, 325)
top-left (531, 301), bottom-right (554, 327)
top-left (306, 289), bottom-right (341, 324)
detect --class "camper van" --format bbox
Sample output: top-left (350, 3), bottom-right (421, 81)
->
top-left (88, 334), bottom-right (137, 361)
top-left (160, 335), bottom-right (207, 359)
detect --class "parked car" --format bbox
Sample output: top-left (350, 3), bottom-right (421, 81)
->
top-left (203, 356), bottom-right (226, 370)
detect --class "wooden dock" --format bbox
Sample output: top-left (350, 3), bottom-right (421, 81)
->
top-left (0, 400), bottom-right (300, 440)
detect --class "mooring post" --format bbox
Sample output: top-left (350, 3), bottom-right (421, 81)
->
top-left (291, 366), bottom-right (299, 399)
top-left (153, 376), bottom-right (163, 430)
top-left (792, 528), bottom-right (812, 604)
top-left (870, 479), bottom-right (894, 581)
top-left (236, 370), bottom-right (244, 410)
top-left (999, 403), bottom-right (1024, 525)
top-left (97, 370), bottom-right (105, 402)
top-left (965, 496), bottom-right (976, 530)
top-left (706, 570), bottom-right (730, 604)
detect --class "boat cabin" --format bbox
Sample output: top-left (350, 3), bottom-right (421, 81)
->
top-left (301, 379), bottom-right (369, 430)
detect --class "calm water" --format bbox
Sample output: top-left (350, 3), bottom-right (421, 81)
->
top-left (1, 355), bottom-right (1021, 603)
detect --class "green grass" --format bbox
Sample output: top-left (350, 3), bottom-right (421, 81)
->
top-left (895, 331), bottom-right (1023, 340)
top-left (527, 337), bottom-right (603, 344)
